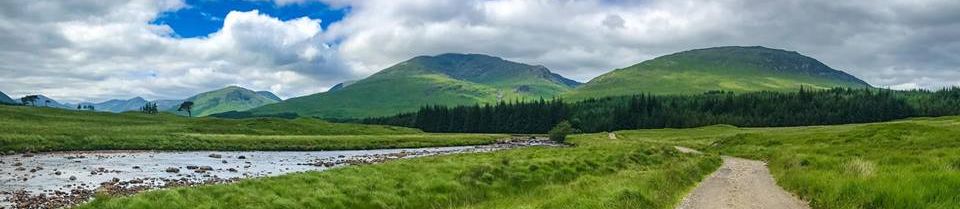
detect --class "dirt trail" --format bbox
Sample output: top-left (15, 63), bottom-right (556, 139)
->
top-left (677, 156), bottom-right (810, 209)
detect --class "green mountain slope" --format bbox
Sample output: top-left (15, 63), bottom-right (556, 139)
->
top-left (256, 91), bottom-right (282, 101)
top-left (175, 86), bottom-right (282, 117)
top-left (0, 90), bottom-right (15, 104)
top-left (251, 53), bottom-right (580, 118)
top-left (564, 46), bottom-right (871, 100)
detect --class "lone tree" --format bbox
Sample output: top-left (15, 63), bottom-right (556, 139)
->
top-left (20, 95), bottom-right (39, 106)
top-left (548, 121), bottom-right (579, 143)
top-left (177, 101), bottom-right (194, 117)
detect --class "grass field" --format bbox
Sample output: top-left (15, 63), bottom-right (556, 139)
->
top-left (711, 118), bottom-right (960, 209)
top-left (0, 105), bottom-right (505, 152)
top-left (76, 133), bottom-right (721, 209)
top-left (8, 103), bottom-right (959, 209)
top-left (614, 116), bottom-right (960, 209)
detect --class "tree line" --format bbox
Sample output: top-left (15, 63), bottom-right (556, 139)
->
top-left (360, 87), bottom-right (960, 133)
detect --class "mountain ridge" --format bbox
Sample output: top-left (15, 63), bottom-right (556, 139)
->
top-left (564, 46), bottom-right (870, 100)
top-left (250, 53), bottom-right (581, 118)
top-left (176, 86), bottom-right (282, 117)
top-left (0, 91), bottom-right (15, 104)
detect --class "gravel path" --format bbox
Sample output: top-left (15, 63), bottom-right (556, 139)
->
top-left (677, 156), bottom-right (810, 209)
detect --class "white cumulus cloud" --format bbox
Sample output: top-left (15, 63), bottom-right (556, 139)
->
top-left (1, 0), bottom-right (959, 103)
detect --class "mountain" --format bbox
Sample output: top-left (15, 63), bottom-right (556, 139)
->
top-left (82, 97), bottom-right (149, 113)
top-left (564, 46), bottom-right (871, 100)
top-left (255, 91), bottom-right (282, 101)
top-left (153, 99), bottom-right (185, 111)
top-left (0, 90), bottom-right (15, 104)
top-left (174, 86), bottom-right (282, 117)
top-left (250, 53), bottom-right (581, 118)
top-left (32, 95), bottom-right (72, 109)
top-left (327, 80), bottom-right (357, 92)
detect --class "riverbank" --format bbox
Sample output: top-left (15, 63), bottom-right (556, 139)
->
top-left (0, 105), bottom-right (510, 153)
top-left (1, 137), bottom-right (556, 208)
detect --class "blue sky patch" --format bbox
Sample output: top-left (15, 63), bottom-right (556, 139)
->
top-left (152, 0), bottom-right (347, 38)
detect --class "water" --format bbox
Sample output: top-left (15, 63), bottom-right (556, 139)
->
top-left (0, 139), bottom-right (555, 208)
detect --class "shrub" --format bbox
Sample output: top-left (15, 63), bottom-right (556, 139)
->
top-left (548, 121), bottom-right (579, 143)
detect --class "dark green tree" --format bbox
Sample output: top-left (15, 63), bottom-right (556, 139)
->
top-left (177, 101), bottom-right (195, 117)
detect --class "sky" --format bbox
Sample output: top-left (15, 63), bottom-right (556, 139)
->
top-left (0, 0), bottom-right (958, 103)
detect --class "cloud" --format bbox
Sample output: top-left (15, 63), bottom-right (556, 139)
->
top-left (321, 0), bottom-right (960, 89)
top-left (0, 0), bottom-right (958, 103)
top-left (0, 0), bottom-right (347, 102)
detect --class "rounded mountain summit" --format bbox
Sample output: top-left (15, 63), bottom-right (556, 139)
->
top-left (250, 53), bottom-right (581, 118)
top-left (564, 46), bottom-right (870, 100)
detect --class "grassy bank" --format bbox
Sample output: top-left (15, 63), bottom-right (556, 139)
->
top-left (712, 117), bottom-right (960, 209)
top-left (0, 105), bottom-right (504, 152)
top-left (613, 116), bottom-right (960, 209)
top-left (77, 133), bottom-right (721, 209)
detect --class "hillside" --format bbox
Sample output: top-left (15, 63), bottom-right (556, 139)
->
top-left (0, 90), bottom-right (15, 104)
top-left (22, 95), bottom-right (73, 109)
top-left (256, 91), bottom-right (282, 101)
top-left (250, 53), bottom-right (580, 118)
top-left (564, 46), bottom-right (871, 100)
top-left (174, 86), bottom-right (282, 117)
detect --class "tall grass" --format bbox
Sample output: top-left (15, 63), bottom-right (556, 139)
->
top-left (0, 105), bottom-right (504, 152)
top-left (76, 133), bottom-right (721, 209)
top-left (618, 116), bottom-right (960, 209)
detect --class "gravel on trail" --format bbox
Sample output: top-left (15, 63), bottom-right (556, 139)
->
top-left (677, 156), bottom-right (810, 209)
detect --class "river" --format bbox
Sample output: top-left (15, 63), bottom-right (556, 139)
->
top-left (0, 138), bottom-right (555, 209)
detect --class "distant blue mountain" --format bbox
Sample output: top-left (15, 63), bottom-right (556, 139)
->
top-left (25, 95), bottom-right (73, 109)
top-left (0, 90), bottom-right (16, 104)
top-left (80, 97), bottom-right (150, 113)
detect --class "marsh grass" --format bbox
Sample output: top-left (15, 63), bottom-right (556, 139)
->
top-left (0, 105), bottom-right (503, 152)
top-left (76, 134), bottom-right (721, 209)
top-left (650, 116), bottom-right (960, 209)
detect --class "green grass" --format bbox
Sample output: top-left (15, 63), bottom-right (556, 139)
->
top-left (15, 102), bottom-right (960, 209)
top-left (76, 133), bottom-right (721, 209)
top-left (612, 116), bottom-right (960, 209)
top-left (0, 105), bottom-right (505, 152)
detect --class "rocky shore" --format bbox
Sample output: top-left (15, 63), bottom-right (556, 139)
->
top-left (1, 137), bottom-right (555, 209)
